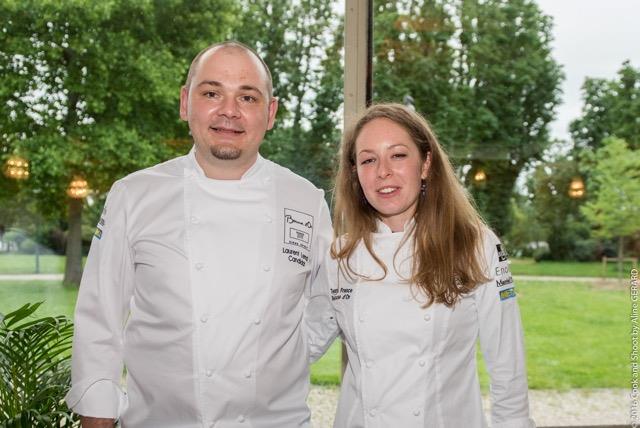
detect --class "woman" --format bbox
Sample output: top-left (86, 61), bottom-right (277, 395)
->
top-left (305, 104), bottom-right (535, 427)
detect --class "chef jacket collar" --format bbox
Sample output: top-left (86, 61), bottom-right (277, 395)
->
top-left (374, 217), bottom-right (416, 235)
top-left (186, 145), bottom-right (267, 182)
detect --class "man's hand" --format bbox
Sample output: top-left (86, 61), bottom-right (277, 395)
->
top-left (80, 416), bottom-right (116, 428)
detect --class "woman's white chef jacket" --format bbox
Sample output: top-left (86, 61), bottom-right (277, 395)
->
top-left (305, 222), bottom-right (535, 428)
top-left (65, 148), bottom-right (332, 428)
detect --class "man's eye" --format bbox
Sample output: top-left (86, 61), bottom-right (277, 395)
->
top-left (203, 91), bottom-right (219, 98)
top-left (240, 95), bottom-right (257, 103)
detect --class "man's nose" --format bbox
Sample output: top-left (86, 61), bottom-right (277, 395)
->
top-left (219, 96), bottom-right (241, 118)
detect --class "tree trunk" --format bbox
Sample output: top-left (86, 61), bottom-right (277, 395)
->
top-left (63, 198), bottom-right (83, 287)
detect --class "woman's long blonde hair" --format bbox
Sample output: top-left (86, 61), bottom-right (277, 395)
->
top-left (332, 103), bottom-right (489, 307)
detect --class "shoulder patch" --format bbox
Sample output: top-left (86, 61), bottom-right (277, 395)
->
top-left (94, 207), bottom-right (106, 240)
top-left (499, 287), bottom-right (516, 301)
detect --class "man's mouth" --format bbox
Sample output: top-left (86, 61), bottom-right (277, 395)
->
top-left (210, 126), bottom-right (245, 134)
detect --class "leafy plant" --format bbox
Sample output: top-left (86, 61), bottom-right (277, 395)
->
top-left (0, 302), bottom-right (78, 427)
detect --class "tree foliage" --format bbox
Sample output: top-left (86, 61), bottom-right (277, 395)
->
top-left (371, 0), bottom-right (563, 235)
top-left (234, 0), bottom-right (342, 192)
top-left (529, 155), bottom-right (593, 261)
top-left (570, 61), bottom-right (640, 152)
top-left (0, 0), bottom-right (238, 284)
top-left (580, 137), bottom-right (640, 256)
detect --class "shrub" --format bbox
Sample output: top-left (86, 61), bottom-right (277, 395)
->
top-left (0, 302), bottom-right (79, 427)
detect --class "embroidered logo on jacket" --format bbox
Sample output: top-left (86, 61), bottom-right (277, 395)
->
top-left (283, 208), bottom-right (314, 251)
top-left (496, 274), bottom-right (514, 288)
top-left (499, 287), bottom-right (516, 301)
top-left (496, 244), bottom-right (509, 262)
top-left (94, 209), bottom-right (106, 240)
top-left (330, 286), bottom-right (352, 301)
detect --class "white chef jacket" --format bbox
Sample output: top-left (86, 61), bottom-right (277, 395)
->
top-left (65, 148), bottom-right (332, 428)
top-left (305, 222), bottom-right (535, 428)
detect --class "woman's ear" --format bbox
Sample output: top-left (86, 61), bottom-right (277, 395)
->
top-left (421, 152), bottom-right (432, 180)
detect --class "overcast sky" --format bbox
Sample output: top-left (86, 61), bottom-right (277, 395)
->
top-left (535, 0), bottom-right (640, 141)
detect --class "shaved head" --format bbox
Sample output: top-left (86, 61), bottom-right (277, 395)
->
top-left (185, 41), bottom-right (273, 99)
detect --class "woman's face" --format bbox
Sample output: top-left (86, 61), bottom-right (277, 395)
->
top-left (354, 118), bottom-right (430, 232)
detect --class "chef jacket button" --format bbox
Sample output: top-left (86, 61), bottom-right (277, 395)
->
top-left (358, 316), bottom-right (365, 323)
top-left (264, 176), bottom-right (271, 184)
top-left (244, 369), bottom-right (252, 378)
top-left (368, 408), bottom-right (377, 417)
top-left (423, 314), bottom-right (431, 322)
top-left (205, 369), bottom-right (213, 377)
top-left (237, 415), bottom-right (245, 423)
top-left (190, 216), bottom-right (200, 224)
top-left (262, 265), bottom-right (271, 272)
top-left (200, 315), bottom-right (208, 323)
top-left (413, 409), bottom-right (421, 416)
top-left (418, 359), bottom-right (426, 367)
top-left (365, 360), bottom-right (374, 368)
top-left (265, 214), bottom-right (273, 223)
top-left (195, 262), bottom-right (204, 271)
top-left (253, 318), bottom-right (261, 325)
top-left (208, 422), bottom-right (216, 428)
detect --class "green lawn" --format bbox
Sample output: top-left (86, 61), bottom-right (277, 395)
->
top-left (0, 281), bottom-right (78, 317)
top-left (0, 254), bottom-right (68, 274)
top-left (510, 257), bottom-right (636, 278)
top-left (0, 279), bottom-right (627, 389)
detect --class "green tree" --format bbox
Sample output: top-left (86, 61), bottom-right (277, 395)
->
top-left (581, 137), bottom-right (640, 272)
top-left (570, 61), bottom-right (640, 152)
top-left (530, 155), bottom-right (593, 261)
top-left (371, 0), bottom-right (563, 236)
top-left (456, 0), bottom-right (563, 236)
top-left (505, 195), bottom-right (545, 257)
top-left (234, 0), bottom-right (341, 191)
top-left (0, 0), bottom-right (237, 286)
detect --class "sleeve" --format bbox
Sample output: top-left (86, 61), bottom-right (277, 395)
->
top-left (475, 232), bottom-right (536, 428)
top-left (64, 180), bottom-right (134, 419)
top-left (304, 196), bottom-right (339, 363)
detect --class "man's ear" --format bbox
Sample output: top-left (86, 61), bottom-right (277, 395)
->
top-left (266, 97), bottom-right (279, 130)
top-left (179, 85), bottom-right (189, 121)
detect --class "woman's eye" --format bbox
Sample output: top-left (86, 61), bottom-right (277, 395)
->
top-left (392, 153), bottom-right (407, 159)
top-left (360, 158), bottom-right (374, 165)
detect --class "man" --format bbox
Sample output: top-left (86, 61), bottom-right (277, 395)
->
top-left (65, 41), bottom-right (332, 428)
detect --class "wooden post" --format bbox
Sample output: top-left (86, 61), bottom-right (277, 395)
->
top-left (342, 0), bottom-right (373, 378)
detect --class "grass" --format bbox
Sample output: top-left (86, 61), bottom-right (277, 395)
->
top-left (513, 280), bottom-right (627, 390)
top-left (0, 279), bottom-right (628, 389)
top-left (510, 257), bottom-right (637, 278)
top-left (311, 341), bottom-right (343, 385)
top-left (0, 254), bottom-right (67, 274)
top-left (0, 281), bottom-right (78, 318)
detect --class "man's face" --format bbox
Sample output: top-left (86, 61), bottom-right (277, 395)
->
top-left (180, 47), bottom-right (277, 165)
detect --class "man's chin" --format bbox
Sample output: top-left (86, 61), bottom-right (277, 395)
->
top-left (210, 145), bottom-right (242, 161)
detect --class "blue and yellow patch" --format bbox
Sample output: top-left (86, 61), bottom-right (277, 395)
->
top-left (499, 287), bottom-right (516, 301)
top-left (94, 227), bottom-right (103, 240)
